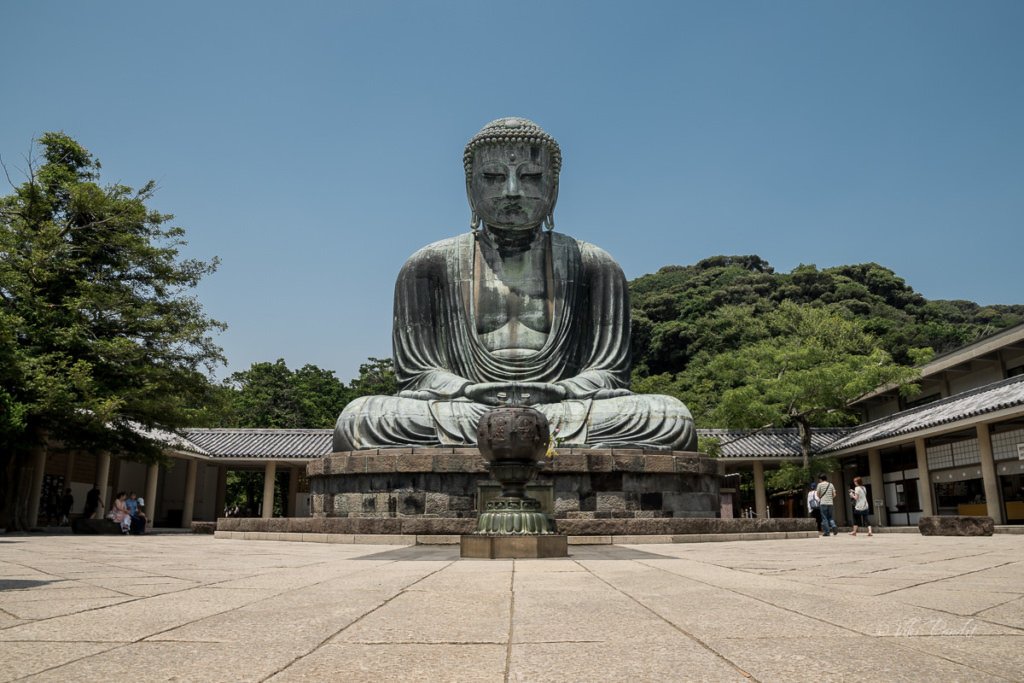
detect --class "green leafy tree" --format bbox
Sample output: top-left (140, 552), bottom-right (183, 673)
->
top-left (348, 357), bottom-right (397, 398)
top-left (0, 133), bottom-right (224, 529)
top-left (764, 458), bottom-right (840, 493)
top-left (696, 435), bottom-right (722, 459)
top-left (684, 302), bottom-right (925, 467)
top-left (223, 359), bottom-right (350, 429)
top-left (216, 356), bottom-right (397, 431)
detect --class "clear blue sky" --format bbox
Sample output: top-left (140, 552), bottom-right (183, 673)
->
top-left (3, 1), bottom-right (1022, 382)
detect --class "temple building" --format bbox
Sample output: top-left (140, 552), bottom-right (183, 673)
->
top-left (714, 323), bottom-right (1024, 526)
top-left (822, 323), bottom-right (1024, 527)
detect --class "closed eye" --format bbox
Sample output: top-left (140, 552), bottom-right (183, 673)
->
top-left (483, 173), bottom-right (506, 182)
top-left (521, 173), bottom-right (542, 181)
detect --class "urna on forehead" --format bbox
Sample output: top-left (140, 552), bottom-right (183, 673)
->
top-left (463, 117), bottom-right (562, 180)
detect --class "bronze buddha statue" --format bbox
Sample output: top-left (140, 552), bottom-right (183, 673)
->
top-left (334, 117), bottom-right (696, 452)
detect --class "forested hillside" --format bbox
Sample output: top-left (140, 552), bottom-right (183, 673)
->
top-left (629, 255), bottom-right (1024, 425)
top-left (209, 256), bottom-right (1023, 436)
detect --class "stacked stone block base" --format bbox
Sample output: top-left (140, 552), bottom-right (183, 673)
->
top-left (307, 447), bottom-right (722, 520)
top-left (215, 516), bottom-right (815, 537)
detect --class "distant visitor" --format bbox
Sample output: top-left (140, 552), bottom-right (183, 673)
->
top-left (334, 117), bottom-right (697, 451)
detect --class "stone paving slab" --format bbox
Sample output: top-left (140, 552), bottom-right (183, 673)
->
top-left (29, 641), bottom-right (307, 682)
top-left (0, 642), bottom-right (119, 682)
top-left (0, 533), bottom-right (1021, 681)
top-left (269, 642), bottom-right (507, 682)
top-left (977, 597), bottom-right (1024, 630)
top-left (707, 635), bottom-right (1009, 682)
top-left (508, 640), bottom-right (749, 681)
top-left (0, 596), bottom-right (135, 621)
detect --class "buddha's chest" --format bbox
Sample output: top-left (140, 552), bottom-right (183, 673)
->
top-left (473, 247), bottom-right (552, 354)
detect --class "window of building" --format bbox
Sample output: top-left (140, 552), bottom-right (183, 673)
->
top-left (934, 477), bottom-right (987, 516)
top-left (880, 445), bottom-right (917, 472)
top-left (926, 430), bottom-right (980, 470)
top-left (991, 427), bottom-right (1024, 461)
top-left (1000, 472), bottom-right (1024, 524)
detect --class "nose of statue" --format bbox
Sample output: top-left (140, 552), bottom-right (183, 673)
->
top-left (503, 174), bottom-right (521, 198)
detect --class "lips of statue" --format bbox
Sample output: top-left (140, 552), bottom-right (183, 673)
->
top-left (470, 143), bottom-right (557, 231)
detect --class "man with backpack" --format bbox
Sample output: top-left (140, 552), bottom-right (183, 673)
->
top-left (816, 474), bottom-right (839, 537)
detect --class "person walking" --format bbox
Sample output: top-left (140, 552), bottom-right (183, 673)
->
top-left (59, 488), bottom-right (74, 526)
top-left (807, 483), bottom-right (822, 536)
top-left (849, 476), bottom-right (873, 536)
top-left (816, 474), bottom-right (838, 537)
top-left (83, 485), bottom-right (102, 520)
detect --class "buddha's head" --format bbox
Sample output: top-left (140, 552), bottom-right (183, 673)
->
top-left (464, 117), bottom-right (561, 233)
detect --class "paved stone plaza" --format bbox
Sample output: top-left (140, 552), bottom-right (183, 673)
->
top-left (1, 533), bottom-right (1022, 682)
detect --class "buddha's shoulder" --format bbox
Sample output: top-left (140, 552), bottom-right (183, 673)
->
top-left (400, 233), bottom-right (473, 270)
top-left (554, 233), bottom-right (620, 267)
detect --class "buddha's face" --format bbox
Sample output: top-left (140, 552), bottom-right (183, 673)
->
top-left (470, 143), bottom-right (557, 231)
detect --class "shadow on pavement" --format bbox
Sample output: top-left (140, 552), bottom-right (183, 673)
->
top-left (0, 579), bottom-right (61, 590)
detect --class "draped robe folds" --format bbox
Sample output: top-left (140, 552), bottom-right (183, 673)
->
top-left (333, 231), bottom-right (697, 451)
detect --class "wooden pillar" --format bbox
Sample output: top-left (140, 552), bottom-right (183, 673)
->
top-left (214, 465), bottom-right (227, 519)
top-left (63, 452), bottom-right (76, 488)
top-left (262, 461), bottom-right (277, 519)
top-left (287, 466), bottom-right (299, 517)
top-left (831, 467), bottom-right (848, 525)
top-left (914, 437), bottom-right (935, 516)
top-left (977, 424), bottom-right (1004, 523)
top-left (95, 452), bottom-right (111, 516)
top-left (181, 459), bottom-right (198, 528)
top-left (26, 448), bottom-right (47, 527)
top-left (145, 462), bottom-right (159, 525)
top-left (110, 458), bottom-right (121, 496)
top-left (867, 448), bottom-right (887, 527)
top-left (752, 461), bottom-right (767, 518)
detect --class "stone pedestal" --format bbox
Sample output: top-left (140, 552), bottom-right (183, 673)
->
top-left (215, 515), bottom-right (814, 537)
top-left (307, 448), bottom-right (720, 520)
top-left (460, 534), bottom-right (568, 559)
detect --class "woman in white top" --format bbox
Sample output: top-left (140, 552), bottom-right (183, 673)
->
top-left (849, 476), bottom-right (872, 536)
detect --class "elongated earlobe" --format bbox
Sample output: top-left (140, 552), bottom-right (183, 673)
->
top-left (545, 182), bottom-right (559, 232)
